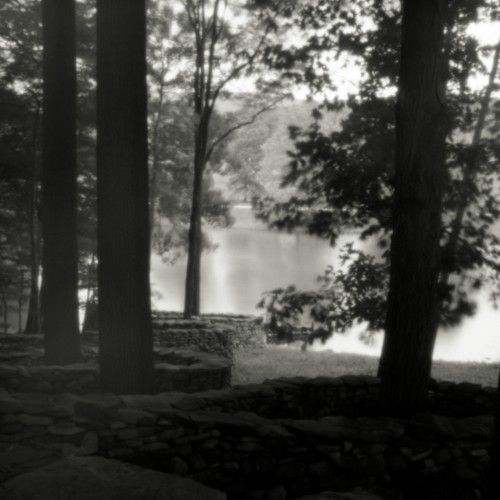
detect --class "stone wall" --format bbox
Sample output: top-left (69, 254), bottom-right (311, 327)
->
top-left (152, 312), bottom-right (266, 361)
top-left (0, 345), bottom-right (230, 394)
top-left (0, 376), bottom-right (495, 500)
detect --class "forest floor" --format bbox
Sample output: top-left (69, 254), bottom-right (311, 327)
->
top-left (232, 345), bottom-right (500, 388)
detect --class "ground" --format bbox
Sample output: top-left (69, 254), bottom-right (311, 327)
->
top-left (232, 345), bottom-right (500, 387)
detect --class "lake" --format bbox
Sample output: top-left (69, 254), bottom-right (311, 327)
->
top-left (151, 205), bottom-right (500, 362)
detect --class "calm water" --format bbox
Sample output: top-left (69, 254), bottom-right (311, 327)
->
top-left (151, 205), bottom-right (500, 362)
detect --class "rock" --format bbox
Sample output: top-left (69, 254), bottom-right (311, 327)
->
top-left (74, 394), bottom-right (121, 422)
top-left (159, 393), bottom-right (207, 411)
top-left (117, 408), bottom-right (157, 426)
top-left (0, 456), bottom-right (226, 499)
top-left (48, 425), bottom-right (85, 436)
top-left (0, 443), bottom-right (60, 481)
top-left (11, 393), bottom-right (73, 417)
top-left (412, 413), bottom-right (493, 439)
top-left (296, 492), bottom-right (383, 500)
top-left (284, 416), bottom-right (403, 443)
top-left (18, 414), bottom-right (54, 426)
top-left (0, 395), bottom-right (22, 414)
top-left (76, 432), bottom-right (99, 456)
top-left (120, 394), bottom-right (173, 409)
top-left (171, 456), bottom-right (188, 476)
top-left (0, 363), bottom-right (18, 376)
top-left (257, 423), bottom-right (294, 439)
top-left (264, 486), bottom-right (287, 500)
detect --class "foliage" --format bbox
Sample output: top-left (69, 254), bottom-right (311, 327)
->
top-left (148, 95), bottom-right (234, 263)
top-left (0, 0), bottom-right (98, 331)
top-left (254, 0), bottom-right (500, 337)
top-left (221, 105), bottom-right (274, 201)
top-left (258, 244), bottom-right (389, 344)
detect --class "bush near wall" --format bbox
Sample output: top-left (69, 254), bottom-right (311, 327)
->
top-left (0, 375), bottom-right (495, 500)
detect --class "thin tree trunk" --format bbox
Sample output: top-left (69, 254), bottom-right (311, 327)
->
top-left (184, 155), bottom-right (204, 318)
top-left (485, 39), bottom-right (500, 500)
top-left (41, 0), bottom-right (80, 364)
top-left (17, 268), bottom-right (24, 333)
top-left (96, 0), bottom-right (154, 394)
top-left (378, 0), bottom-right (449, 416)
top-left (25, 104), bottom-right (41, 335)
top-left (149, 57), bottom-right (167, 234)
top-left (439, 36), bottom-right (500, 289)
top-left (82, 253), bottom-right (97, 334)
top-left (1, 292), bottom-right (7, 335)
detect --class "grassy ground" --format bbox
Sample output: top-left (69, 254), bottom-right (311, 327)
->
top-left (233, 345), bottom-right (500, 388)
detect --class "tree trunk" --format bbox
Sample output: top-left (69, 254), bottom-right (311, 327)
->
top-left (439, 36), bottom-right (500, 290)
top-left (96, 0), bottom-right (154, 394)
top-left (487, 367), bottom-right (500, 499)
top-left (149, 59), bottom-right (167, 234)
top-left (184, 155), bottom-right (204, 318)
top-left (41, 0), bottom-right (80, 364)
top-left (25, 105), bottom-right (41, 335)
top-left (17, 268), bottom-right (24, 333)
top-left (378, 0), bottom-right (449, 416)
top-left (1, 292), bottom-right (7, 335)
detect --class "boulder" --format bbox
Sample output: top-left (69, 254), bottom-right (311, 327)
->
top-left (0, 456), bottom-right (226, 500)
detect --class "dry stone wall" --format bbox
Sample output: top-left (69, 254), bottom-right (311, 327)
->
top-left (152, 312), bottom-right (266, 361)
top-left (0, 338), bottom-right (231, 394)
top-left (0, 376), bottom-right (495, 500)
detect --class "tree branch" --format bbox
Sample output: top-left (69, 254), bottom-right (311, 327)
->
top-left (205, 94), bottom-right (288, 163)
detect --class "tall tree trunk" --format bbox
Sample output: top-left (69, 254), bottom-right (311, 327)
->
top-left (41, 0), bottom-right (80, 364)
top-left (1, 292), bottom-right (7, 336)
top-left (485, 40), bottom-right (500, 500)
top-left (17, 268), bottom-right (24, 333)
top-left (149, 57), bottom-right (167, 234)
top-left (25, 104), bottom-right (41, 335)
top-left (378, 0), bottom-right (449, 416)
top-left (81, 252), bottom-right (97, 335)
top-left (184, 154), bottom-right (204, 318)
top-left (487, 367), bottom-right (500, 499)
top-left (96, 0), bottom-right (154, 394)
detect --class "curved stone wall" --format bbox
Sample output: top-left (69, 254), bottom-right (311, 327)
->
top-left (0, 334), bottom-right (231, 394)
top-left (0, 376), bottom-right (495, 500)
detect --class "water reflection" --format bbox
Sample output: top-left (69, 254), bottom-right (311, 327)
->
top-left (151, 205), bottom-right (500, 362)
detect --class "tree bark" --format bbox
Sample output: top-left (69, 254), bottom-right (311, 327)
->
top-left (378, 0), bottom-right (449, 416)
top-left (487, 367), bottom-right (500, 499)
top-left (184, 153), bottom-right (204, 318)
top-left (41, 0), bottom-right (80, 364)
top-left (96, 0), bottom-right (154, 394)
top-left (25, 105), bottom-right (41, 335)
top-left (149, 57), bottom-right (167, 234)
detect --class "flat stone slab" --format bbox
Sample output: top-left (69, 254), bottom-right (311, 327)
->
top-left (0, 456), bottom-right (226, 500)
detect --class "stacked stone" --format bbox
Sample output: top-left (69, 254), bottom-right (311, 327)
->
top-left (0, 348), bottom-right (230, 394)
top-left (0, 363), bottom-right (100, 393)
top-left (152, 312), bottom-right (265, 361)
top-left (0, 377), bottom-right (494, 500)
top-left (0, 334), bottom-right (44, 350)
top-left (428, 379), bottom-right (497, 416)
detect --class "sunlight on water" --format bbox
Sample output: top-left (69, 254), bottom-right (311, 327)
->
top-left (308, 292), bottom-right (500, 363)
top-left (151, 205), bottom-right (500, 363)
